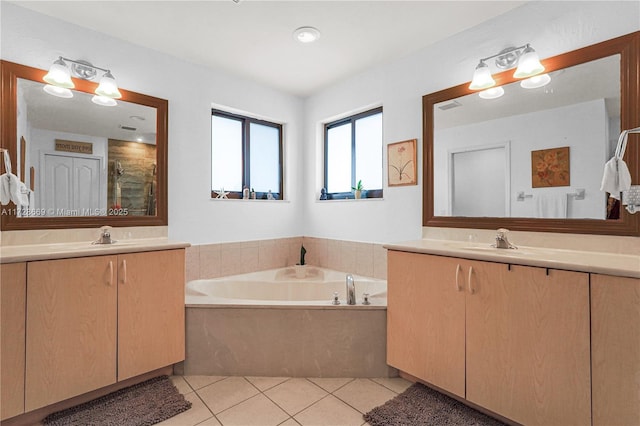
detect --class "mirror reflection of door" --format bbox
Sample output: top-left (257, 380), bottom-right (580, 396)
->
top-left (449, 143), bottom-right (510, 217)
top-left (40, 152), bottom-right (102, 216)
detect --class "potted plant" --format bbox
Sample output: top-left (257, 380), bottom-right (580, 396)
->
top-left (294, 245), bottom-right (307, 278)
top-left (352, 180), bottom-right (364, 199)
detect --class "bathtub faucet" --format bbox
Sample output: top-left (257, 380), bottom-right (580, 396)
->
top-left (346, 274), bottom-right (356, 305)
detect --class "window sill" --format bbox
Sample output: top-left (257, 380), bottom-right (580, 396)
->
top-left (315, 197), bottom-right (385, 203)
top-left (210, 198), bottom-right (290, 203)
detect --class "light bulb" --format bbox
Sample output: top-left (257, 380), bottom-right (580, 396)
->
top-left (469, 61), bottom-right (495, 90)
top-left (95, 71), bottom-right (122, 99)
top-left (43, 58), bottom-right (74, 88)
top-left (514, 45), bottom-right (545, 78)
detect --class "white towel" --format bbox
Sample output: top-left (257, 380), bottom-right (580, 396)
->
top-left (1, 151), bottom-right (30, 206)
top-left (601, 128), bottom-right (638, 199)
top-left (535, 194), bottom-right (567, 218)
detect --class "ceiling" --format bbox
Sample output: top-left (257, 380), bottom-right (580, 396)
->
top-left (11, 1), bottom-right (526, 97)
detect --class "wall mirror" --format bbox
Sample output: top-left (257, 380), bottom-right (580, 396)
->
top-left (423, 32), bottom-right (639, 236)
top-left (1, 60), bottom-right (168, 230)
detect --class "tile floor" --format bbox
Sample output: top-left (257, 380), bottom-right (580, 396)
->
top-left (161, 375), bottom-right (412, 426)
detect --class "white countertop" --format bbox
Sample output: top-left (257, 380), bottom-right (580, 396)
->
top-left (384, 239), bottom-right (640, 279)
top-left (1, 238), bottom-right (190, 263)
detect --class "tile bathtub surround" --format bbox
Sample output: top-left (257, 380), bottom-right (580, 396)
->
top-left (186, 237), bottom-right (387, 281)
top-left (164, 375), bottom-right (413, 426)
top-left (184, 307), bottom-right (394, 378)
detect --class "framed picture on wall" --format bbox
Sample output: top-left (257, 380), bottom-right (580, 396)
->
top-left (388, 139), bottom-right (417, 186)
top-left (531, 146), bottom-right (570, 188)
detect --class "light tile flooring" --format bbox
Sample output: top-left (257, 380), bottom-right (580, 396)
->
top-left (161, 375), bottom-right (412, 426)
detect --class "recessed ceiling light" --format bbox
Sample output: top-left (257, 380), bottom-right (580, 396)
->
top-left (293, 27), bottom-right (320, 44)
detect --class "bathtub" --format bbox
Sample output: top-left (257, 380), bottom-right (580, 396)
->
top-left (182, 266), bottom-right (395, 378)
top-left (185, 266), bottom-right (387, 306)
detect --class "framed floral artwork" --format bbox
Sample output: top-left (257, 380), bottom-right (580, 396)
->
top-left (388, 139), bottom-right (417, 186)
top-left (531, 146), bottom-right (570, 188)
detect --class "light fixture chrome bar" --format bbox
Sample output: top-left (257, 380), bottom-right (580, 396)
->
top-left (477, 44), bottom-right (529, 64)
top-left (58, 56), bottom-right (111, 75)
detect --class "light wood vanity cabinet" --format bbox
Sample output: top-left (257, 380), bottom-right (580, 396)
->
top-left (26, 256), bottom-right (118, 411)
top-left (591, 274), bottom-right (640, 426)
top-left (387, 252), bottom-right (465, 397)
top-left (21, 249), bottom-right (185, 412)
top-left (388, 250), bottom-right (591, 426)
top-left (1, 262), bottom-right (27, 420)
top-left (117, 250), bottom-right (185, 381)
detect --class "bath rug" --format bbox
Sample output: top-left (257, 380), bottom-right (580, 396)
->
top-left (364, 382), bottom-right (506, 426)
top-left (43, 375), bottom-right (191, 426)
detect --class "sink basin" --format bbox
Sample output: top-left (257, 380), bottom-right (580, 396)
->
top-left (444, 242), bottom-right (531, 255)
top-left (461, 246), bottom-right (528, 255)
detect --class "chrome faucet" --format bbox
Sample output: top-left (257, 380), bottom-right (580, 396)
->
top-left (494, 228), bottom-right (516, 249)
top-left (346, 274), bottom-right (356, 305)
top-left (93, 226), bottom-right (116, 245)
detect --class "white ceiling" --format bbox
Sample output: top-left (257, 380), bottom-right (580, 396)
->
top-left (11, 0), bottom-right (526, 97)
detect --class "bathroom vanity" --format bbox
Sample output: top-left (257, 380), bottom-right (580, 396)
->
top-left (385, 240), bottom-right (639, 426)
top-left (0, 240), bottom-right (188, 422)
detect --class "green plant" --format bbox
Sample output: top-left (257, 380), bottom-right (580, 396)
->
top-left (351, 180), bottom-right (364, 192)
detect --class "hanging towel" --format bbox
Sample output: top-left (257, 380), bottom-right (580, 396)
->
top-left (0, 150), bottom-right (29, 206)
top-left (534, 194), bottom-right (567, 218)
top-left (601, 127), bottom-right (639, 199)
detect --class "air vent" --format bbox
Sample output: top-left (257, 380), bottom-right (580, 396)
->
top-left (119, 125), bottom-right (137, 131)
top-left (438, 100), bottom-right (462, 111)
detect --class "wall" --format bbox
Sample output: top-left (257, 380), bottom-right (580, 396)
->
top-left (434, 99), bottom-right (607, 219)
top-left (1, 2), bottom-right (305, 245)
top-left (303, 1), bottom-right (640, 246)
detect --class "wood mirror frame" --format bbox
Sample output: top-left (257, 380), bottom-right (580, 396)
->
top-left (423, 32), bottom-right (639, 236)
top-left (0, 60), bottom-right (168, 230)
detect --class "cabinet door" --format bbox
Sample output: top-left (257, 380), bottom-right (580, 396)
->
top-left (117, 249), bottom-right (185, 381)
top-left (592, 274), bottom-right (640, 426)
top-left (1, 263), bottom-right (26, 420)
top-left (466, 263), bottom-right (590, 426)
top-left (387, 251), bottom-right (465, 397)
top-left (25, 256), bottom-right (117, 411)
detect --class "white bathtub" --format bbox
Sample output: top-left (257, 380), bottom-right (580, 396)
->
top-left (183, 266), bottom-right (393, 377)
top-left (185, 266), bottom-right (387, 307)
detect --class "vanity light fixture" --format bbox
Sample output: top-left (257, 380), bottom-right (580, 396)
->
top-left (43, 56), bottom-right (122, 105)
top-left (520, 73), bottom-right (551, 89)
top-left (478, 86), bottom-right (505, 100)
top-left (469, 43), bottom-right (545, 91)
top-left (293, 26), bottom-right (321, 43)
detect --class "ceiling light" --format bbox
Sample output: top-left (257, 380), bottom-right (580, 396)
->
top-left (293, 27), bottom-right (320, 44)
top-left (520, 73), bottom-right (551, 89)
top-left (479, 86), bottom-right (505, 99)
top-left (469, 43), bottom-right (545, 91)
top-left (43, 56), bottom-right (122, 102)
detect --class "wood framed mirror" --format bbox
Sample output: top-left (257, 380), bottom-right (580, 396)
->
top-left (423, 32), bottom-right (639, 236)
top-left (1, 60), bottom-right (168, 230)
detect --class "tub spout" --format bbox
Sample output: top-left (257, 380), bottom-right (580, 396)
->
top-left (346, 274), bottom-right (356, 305)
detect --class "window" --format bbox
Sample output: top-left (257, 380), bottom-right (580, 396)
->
top-left (324, 107), bottom-right (383, 199)
top-left (211, 109), bottom-right (283, 199)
